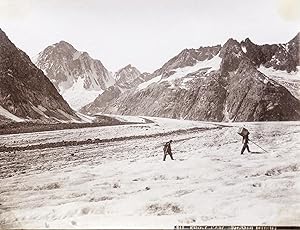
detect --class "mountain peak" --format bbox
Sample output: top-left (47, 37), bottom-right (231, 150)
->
top-left (35, 41), bottom-right (115, 110)
top-left (220, 38), bottom-right (242, 58)
top-left (219, 38), bottom-right (245, 73)
top-left (243, 37), bottom-right (255, 45)
top-left (117, 64), bottom-right (139, 74)
top-left (115, 64), bottom-right (142, 89)
top-left (53, 40), bottom-right (76, 51)
top-left (58, 40), bottom-right (70, 45)
top-left (223, 38), bottom-right (240, 48)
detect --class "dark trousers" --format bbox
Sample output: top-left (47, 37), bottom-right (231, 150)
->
top-left (241, 143), bottom-right (250, 154)
top-left (163, 152), bottom-right (174, 161)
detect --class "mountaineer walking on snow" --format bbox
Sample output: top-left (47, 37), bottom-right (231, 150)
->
top-left (163, 140), bottom-right (174, 161)
top-left (238, 127), bottom-right (251, 155)
top-left (241, 132), bottom-right (251, 154)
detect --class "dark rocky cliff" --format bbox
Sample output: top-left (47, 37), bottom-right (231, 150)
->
top-left (0, 29), bottom-right (77, 122)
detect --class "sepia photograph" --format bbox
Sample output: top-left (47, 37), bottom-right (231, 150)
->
top-left (0, 0), bottom-right (299, 229)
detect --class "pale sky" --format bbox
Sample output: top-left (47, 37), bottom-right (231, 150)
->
top-left (1, 0), bottom-right (299, 73)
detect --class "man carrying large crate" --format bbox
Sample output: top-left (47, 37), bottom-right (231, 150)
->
top-left (238, 127), bottom-right (251, 155)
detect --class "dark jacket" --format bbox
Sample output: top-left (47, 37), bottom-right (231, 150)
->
top-left (164, 141), bottom-right (172, 154)
top-left (243, 134), bottom-right (249, 144)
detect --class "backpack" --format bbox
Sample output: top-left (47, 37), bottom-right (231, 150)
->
top-left (238, 127), bottom-right (249, 137)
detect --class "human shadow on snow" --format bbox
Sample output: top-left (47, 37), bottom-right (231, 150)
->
top-left (250, 151), bottom-right (264, 154)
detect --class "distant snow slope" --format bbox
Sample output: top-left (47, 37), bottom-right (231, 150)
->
top-left (258, 66), bottom-right (300, 100)
top-left (138, 54), bottom-right (221, 90)
top-left (138, 75), bottom-right (162, 90)
top-left (161, 54), bottom-right (222, 82)
top-left (1, 116), bottom-right (300, 228)
top-left (61, 77), bottom-right (104, 110)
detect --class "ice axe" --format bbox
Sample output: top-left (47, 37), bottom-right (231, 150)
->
top-left (248, 139), bottom-right (268, 153)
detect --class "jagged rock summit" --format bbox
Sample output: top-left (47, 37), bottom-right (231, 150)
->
top-left (114, 64), bottom-right (144, 89)
top-left (34, 41), bottom-right (115, 110)
top-left (83, 33), bottom-right (300, 122)
top-left (81, 64), bottom-right (148, 114)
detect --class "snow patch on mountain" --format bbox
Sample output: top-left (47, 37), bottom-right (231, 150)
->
top-left (258, 66), bottom-right (300, 100)
top-left (61, 77), bottom-right (103, 110)
top-left (162, 54), bottom-right (221, 82)
top-left (241, 45), bottom-right (247, 53)
top-left (138, 54), bottom-right (221, 91)
top-left (223, 103), bottom-right (234, 122)
top-left (258, 66), bottom-right (300, 80)
top-left (0, 106), bottom-right (25, 122)
top-left (31, 104), bottom-right (49, 118)
top-left (138, 75), bottom-right (162, 90)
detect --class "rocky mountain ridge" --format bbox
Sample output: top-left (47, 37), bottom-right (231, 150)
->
top-left (82, 64), bottom-right (149, 113)
top-left (0, 29), bottom-right (78, 123)
top-left (82, 33), bottom-right (300, 122)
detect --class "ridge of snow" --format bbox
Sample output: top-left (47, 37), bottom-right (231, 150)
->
top-left (258, 66), bottom-right (300, 80)
top-left (137, 54), bottom-right (222, 91)
top-left (138, 75), bottom-right (162, 90)
top-left (31, 104), bottom-right (49, 118)
top-left (162, 54), bottom-right (221, 83)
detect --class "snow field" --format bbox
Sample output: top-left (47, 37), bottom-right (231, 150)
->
top-left (0, 117), bottom-right (299, 228)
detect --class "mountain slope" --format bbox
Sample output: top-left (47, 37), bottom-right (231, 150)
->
top-left (81, 64), bottom-right (147, 114)
top-left (256, 33), bottom-right (300, 100)
top-left (34, 41), bottom-right (115, 110)
top-left (0, 29), bottom-right (78, 122)
top-left (151, 45), bottom-right (222, 80)
top-left (83, 34), bottom-right (300, 121)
